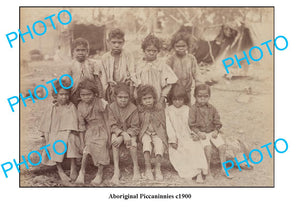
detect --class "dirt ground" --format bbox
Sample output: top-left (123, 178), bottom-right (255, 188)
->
top-left (20, 60), bottom-right (273, 187)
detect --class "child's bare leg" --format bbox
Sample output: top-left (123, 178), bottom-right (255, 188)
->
top-left (129, 147), bottom-right (141, 180)
top-left (154, 154), bottom-right (163, 181)
top-left (111, 146), bottom-right (121, 184)
top-left (144, 151), bottom-right (154, 180)
top-left (75, 153), bottom-right (88, 184)
top-left (218, 144), bottom-right (233, 179)
top-left (204, 145), bottom-right (213, 181)
top-left (91, 164), bottom-right (104, 185)
top-left (196, 173), bottom-right (204, 183)
top-left (70, 158), bottom-right (78, 181)
top-left (57, 162), bottom-right (71, 182)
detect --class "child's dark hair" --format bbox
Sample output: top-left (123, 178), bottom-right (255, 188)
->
top-left (141, 34), bottom-right (161, 52)
top-left (136, 85), bottom-right (158, 106)
top-left (78, 79), bottom-right (99, 96)
top-left (71, 37), bottom-right (89, 52)
top-left (170, 32), bottom-right (190, 49)
top-left (194, 84), bottom-right (211, 97)
top-left (52, 79), bottom-right (72, 98)
top-left (114, 82), bottom-right (131, 97)
top-left (168, 84), bottom-right (190, 105)
top-left (108, 28), bottom-right (125, 40)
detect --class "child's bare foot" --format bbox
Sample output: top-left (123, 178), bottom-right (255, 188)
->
top-left (204, 174), bottom-right (214, 182)
top-left (75, 171), bottom-right (85, 184)
top-left (155, 168), bottom-right (163, 181)
top-left (144, 169), bottom-right (154, 180)
top-left (132, 168), bottom-right (141, 181)
top-left (58, 170), bottom-right (71, 182)
top-left (202, 168), bottom-right (208, 176)
top-left (111, 170), bottom-right (121, 185)
top-left (196, 174), bottom-right (204, 183)
top-left (91, 174), bottom-right (103, 185)
top-left (70, 168), bottom-right (78, 181)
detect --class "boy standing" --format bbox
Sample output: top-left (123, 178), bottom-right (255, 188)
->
top-left (188, 84), bottom-right (231, 179)
top-left (67, 38), bottom-right (103, 106)
top-left (100, 28), bottom-right (135, 103)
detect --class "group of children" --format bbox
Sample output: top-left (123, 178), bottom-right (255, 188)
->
top-left (39, 28), bottom-right (230, 185)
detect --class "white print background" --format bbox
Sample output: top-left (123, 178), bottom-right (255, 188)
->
top-left (0, 0), bottom-right (298, 212)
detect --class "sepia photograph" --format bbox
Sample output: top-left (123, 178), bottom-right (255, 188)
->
top-left (19, 7), bottom-right (274, 187)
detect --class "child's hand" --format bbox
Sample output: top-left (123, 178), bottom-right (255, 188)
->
top-left (191, 132), bottom-right (200, 141)
top-left (211, 130), bottom-right (219, 139)
top-left (197, 132), bottom-right (206, 140)
top-left (112, 136), bottom-right (123, 148)
top-left (157, 97), bottom-right (166, 109)
top-left (108, 81), bottom-right (117, 86)
top-left (122, 132), bottom-right (131, 147)
top-left (170, 143), bottom-right (178, 150)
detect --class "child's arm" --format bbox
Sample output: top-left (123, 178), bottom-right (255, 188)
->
top-left (160, 63), bottom-right (178, 103)
top-left (190, 55), bottom-right (202, 86)
top-left (188, 106), bottom-right (206, 140)
top-left (188, 106), bottom-right (200, 134)
top-left (108, 107), bottom-right (123, 137)
top-left (98, 58), bottom-right (109, 93)
top-left (126, 110), bottom-right (140, 138)
top-left (79, 131), bottom-right (85, 152)
top-left (165, 108), bottom-right (178, 149)
top-left (40, 132), bottom-right (49, 145)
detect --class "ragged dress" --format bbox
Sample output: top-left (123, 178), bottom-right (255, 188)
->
top-left (39, 102), bottom-right (82, 166)
top-left (77, 98), bottom-right (110, 166)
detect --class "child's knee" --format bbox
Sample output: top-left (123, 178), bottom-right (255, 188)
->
top-left (204, 144), bottom-right (212, 150)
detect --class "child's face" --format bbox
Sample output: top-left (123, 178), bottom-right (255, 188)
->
top-left (195, 90), bottom-right (210, 106)
top-left (109, 38), bottom-right (124, 55)
top-left (141, 94), bottom-right (154, 108)
top-left (56, 89), bottom-right (70, 105)
top-left (172, 97), bottom-right (184, 108)
top-left (144, 45), bottom-right (159, 62)
top-left (80, 89), bottom-right (95, 104)
top-left (174, 40), bottom-right (188, 57)
top-left (116, 91), bottom-right (130, 108)
top-left (73, 44), bottom-right (88, 62)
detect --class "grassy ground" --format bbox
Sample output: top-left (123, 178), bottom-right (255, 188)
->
top-left (20, 60), bottom-right (273, 187)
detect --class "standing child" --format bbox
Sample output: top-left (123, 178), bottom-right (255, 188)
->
top-left (67, 38), bottom-right (103, 106)
top-left (39, 80), bottom-right (81, 182)
top-left (100, 28), bottom-right (135, 103)
top-left (135, 34), bottom-right (178, 108)
top-left (108, 83), bottom-right (141, 184)
top-left (165, 84), bottom-right (208, 183)
top-left (75, 79), bottom-right (110, 185)
top-left (166, 32), bottom-right (202, 103)
top-left (137, 85), bottom-right (168, 181)
top-left (188, 84), bottom-right (230, 179)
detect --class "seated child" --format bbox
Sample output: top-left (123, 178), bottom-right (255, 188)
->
top-left (75, 79), bottom-right (110, 185)
top-left (137, 85), bottom-right (168, 181)
top-left (100, 28), bottom-right (135, 103)
top-left (108, 83), bottom-right (141, 184)
top-left (66, 37), bottom-right (103, 106)
top-left (166, 32), bottom-right (202, 103)
top-left (165, 84), bottom-right (208, 183)
top-left (134, 34), bottom-right (178, 108)
top-left (188, 84), bottom-right (231, 179)
top-left (39, 80), bottom-right (81, 182)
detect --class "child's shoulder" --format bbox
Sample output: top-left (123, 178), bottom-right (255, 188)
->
top-left (190, 103), bottom-right (198, 110)
top-left (207, 102), bottom-right (217, 109)
top-left (186, 53), bottom-right (197, 59)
